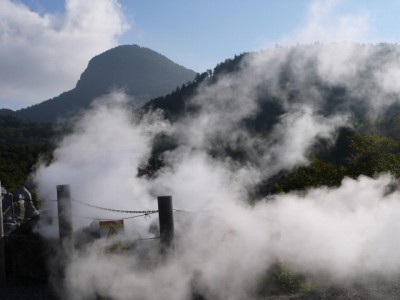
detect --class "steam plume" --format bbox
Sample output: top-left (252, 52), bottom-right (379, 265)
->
top-left (32, 42), bottom-right (400, 299)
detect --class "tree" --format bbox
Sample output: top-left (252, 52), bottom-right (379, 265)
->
top-left (347, 134), bottom-right (400, 178)
top-left (274, 157), bottom-right (344, 193)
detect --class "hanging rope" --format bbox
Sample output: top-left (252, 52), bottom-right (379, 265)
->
top-left (70, 199), bottom-right (158, 214)
top-left (71, 211), bottom-right (158, 221)
top-left (136, 236), bottom-right (160, 241)
top-left (173, 208), bottom-right (194, 214)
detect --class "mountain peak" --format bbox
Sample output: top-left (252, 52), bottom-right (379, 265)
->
top-left (16, 45), bottom-right (196, 122)
top-left (76, 44), bottom-right (194, 95)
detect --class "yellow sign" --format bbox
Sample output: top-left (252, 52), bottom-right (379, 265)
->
top-left (99, 220), bottom-right (124, 239)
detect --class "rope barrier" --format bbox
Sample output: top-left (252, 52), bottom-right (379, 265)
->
top-left (173, 209), bottom-right (194, 214)
top-left (51, 198), bottom-right (158, 215)
top-left (72, 211), bottom-right (158, 221)
top-left (72, 198), bottom-right (158, 214)
top-left (136, 236), bottom-right (160, 241)
top-left (47, 199), bottom-right (199, 221)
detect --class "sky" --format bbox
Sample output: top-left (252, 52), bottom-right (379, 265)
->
top-left (1, 0), bottom-right (400, 110)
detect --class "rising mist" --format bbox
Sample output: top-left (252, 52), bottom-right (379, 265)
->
top-left (32, 43), bottom-right (400, 299)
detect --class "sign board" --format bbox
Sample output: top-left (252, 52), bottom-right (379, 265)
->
top-left (99, 220), bottom-right (124, 239)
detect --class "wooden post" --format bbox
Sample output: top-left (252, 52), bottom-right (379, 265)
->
top-left (57, 185), bottom-right (73, 248)
top-left (10, 194), bottom-right (14, 221)
top-left (157, 196), bottom-right (174, 255)
top-left (0, 181), bottom-right (6, 285)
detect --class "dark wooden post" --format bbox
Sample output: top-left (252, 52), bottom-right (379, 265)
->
top-left (0, 181), bottom-right (6, 285)
top-left (10, 194), bottom-right (14, 220)
top-left (157, 196), bottom-right (174, 255)
top-left (57, 185), bottom-right (73, 248)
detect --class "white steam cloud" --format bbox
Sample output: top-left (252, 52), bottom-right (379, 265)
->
top-left (31, 40), bottom-right (400, 299)
top-left (279, 0), bottom-right (371, 45)
top-left (0, 0), bottom-right (128, 109)
top-left (29, 2), bottom-right (400, 297)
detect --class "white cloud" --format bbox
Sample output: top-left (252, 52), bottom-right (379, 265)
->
top-left (279, 0), bottom-right (371, 45)
top-left (0, 0), bottom-right (129, 109)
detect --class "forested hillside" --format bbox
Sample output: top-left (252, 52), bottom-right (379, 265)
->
top-left (5, 43), bottom-right (400, 199)
top-left (0, 115), bottom-right (54, 191)
top-left (142, 43), bottom-right (400, 200)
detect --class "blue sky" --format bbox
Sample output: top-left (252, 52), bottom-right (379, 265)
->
top-left (1, 0), bottom-right (400, 109)
top-left (17, 0), bottom-right (307, 72)
top-left (18, 0), bottom-right (400, 72)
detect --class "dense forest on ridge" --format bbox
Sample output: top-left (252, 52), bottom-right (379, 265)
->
top-left (4, 43), bottom-right (400, 200)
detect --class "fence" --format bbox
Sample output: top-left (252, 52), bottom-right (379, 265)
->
top-left (55, 185), bottom-right (177, 255)
top-left (0, 183), bottom-right (198, 284)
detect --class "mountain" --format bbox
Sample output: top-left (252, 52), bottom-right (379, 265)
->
top-left (6, 43), bottom-right (400, 196)
top-left (141, 43), bottom-right (400, 196)
top-left (14, 45), bottom-right (196, 122)
top-left (144, 43), bottom-right (400, 138)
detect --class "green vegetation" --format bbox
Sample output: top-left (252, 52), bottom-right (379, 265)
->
top-left (256, 264), bottom-right (316, 296)
top-left (273, 266), bottom-right (316, 294)
top-left (143, 54), bottom-right (245, 120)
top-left (0, 115), bottom-right (53, 145)
top-left (274, 133), bottom-right (400, 194)
top-left (348, 134), bottom-right (400, 177)
top-left (274, 158), bottom-right (345, 193)
top-left (0, 115), bottom-right (53, 191)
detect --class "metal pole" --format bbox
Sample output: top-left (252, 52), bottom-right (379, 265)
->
top-left (157, 196), bottom-right (174, 255)
top-left (57, 185), bottom-right (73, 247)
top-left (0, 181), bottom-right (6, 285)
